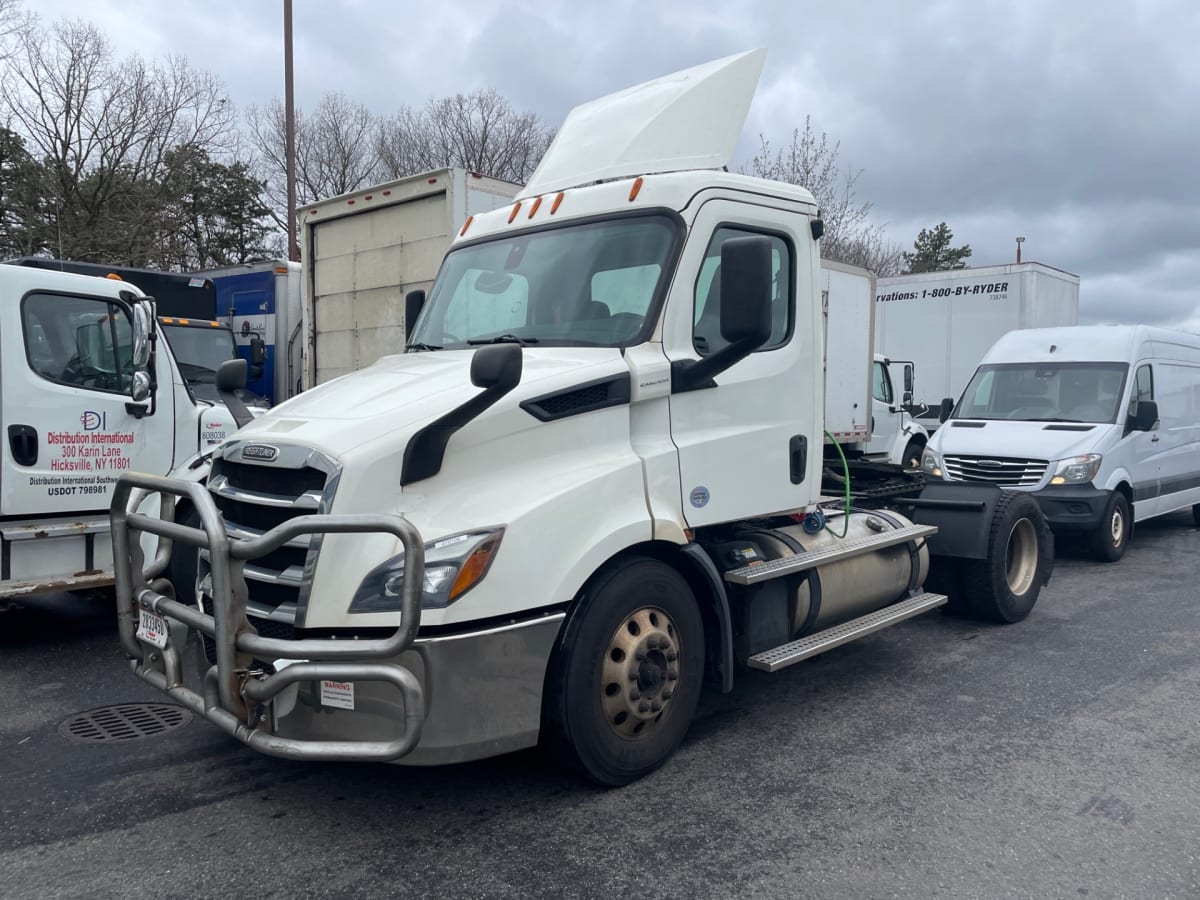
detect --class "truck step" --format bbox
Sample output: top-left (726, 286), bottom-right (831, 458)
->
top-left (747, 591), bottom-right (948, 672)
top-left (723, 523), bottom-right (937, 585)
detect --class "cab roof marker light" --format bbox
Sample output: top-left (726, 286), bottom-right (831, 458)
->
top-left (528, 197), bottom-right (543, 218)
top-left (629, 177), bottom-right (644, 202)
top-left (550, 192), bottom-right (565, 214)
top-left (508, 201), bottom-right (522, 223)
top-left (459, 215), bottom-right (474, 237)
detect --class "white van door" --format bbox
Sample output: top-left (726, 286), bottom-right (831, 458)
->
top-left (2, 289), bottom-right (176, 520)
top-left (1149, 361), bottom-right (1200, 514)
top-left (1126, 362), bottom-right (1162, 519)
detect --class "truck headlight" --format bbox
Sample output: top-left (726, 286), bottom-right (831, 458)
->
top-left (348, 528), bottom-right (503, 612)
top-left (1050, 454), bottom-right (1102, 485)
top-left (921, 447), bottom-right (943, 478)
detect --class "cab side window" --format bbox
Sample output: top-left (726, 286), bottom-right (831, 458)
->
top-left (1128, 364), bottom-right (1153, 418)
top-left (693, 227), bottom-right (792, 356)
top-left (872, 360), bottom-right (893, 404)
top-left (22, 293), bottom-right (133, 394)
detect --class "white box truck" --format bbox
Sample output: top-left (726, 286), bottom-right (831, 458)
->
top-left (874, 263), bottom-right (1079, 425)
top-left (111, 51), bottom-right (1055, 785)
top-left (299, 168), bottom-right (521, 388)
top-left (0, 264), bottom-right (250, 607)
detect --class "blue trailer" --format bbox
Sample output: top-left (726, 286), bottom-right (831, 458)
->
top-left (200, 261), bottom-right (302, 405)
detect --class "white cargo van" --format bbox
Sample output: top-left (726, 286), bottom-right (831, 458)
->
top-left (923, 325), bottom-right (1200, 560)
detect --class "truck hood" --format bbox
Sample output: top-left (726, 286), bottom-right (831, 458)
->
top-left (933, 420), bottom-right (1107, 460)
top-left (236, 348), bottom-right (623, 458)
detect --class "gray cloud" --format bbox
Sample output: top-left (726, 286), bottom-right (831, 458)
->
top-left (26, 0), bottom-right (1200, 329)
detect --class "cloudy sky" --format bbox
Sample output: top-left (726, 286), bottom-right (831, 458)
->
top-left (25, 0), bottom-right (1200, 330)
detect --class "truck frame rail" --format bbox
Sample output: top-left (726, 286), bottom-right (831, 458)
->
top-left (110, 472), bottom-right (425, 762)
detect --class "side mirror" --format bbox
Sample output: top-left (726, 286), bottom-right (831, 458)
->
top-left (250, 365), bottom-right (265, 380)
top-left (470, 342), bottom-right (522, 391)
top-left (718, 237), bottom-right (773, 347)
top-left (131, 304), bottom-right (153, 368)
top-left (903, 363), bottom-right (914, 394)
top-left (130, 370), bottom-right (152, 402)
top-left (938, 397), bottom-right (954, 423)
top-left (216, 358), bottom-right (254, 429)
top-left (249, 334), bottom-right (266, 366)
top-left (405, 290), bottom-right (426, 340)
top-left (674, 235), bottom-right (773, 393)
top-left (1130, 399), bottom-right (1159, 432)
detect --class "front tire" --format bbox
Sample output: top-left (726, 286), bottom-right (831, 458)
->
top-left (1089, 491), bottom-right (1130, 562)
top-left (167, 504), bottom-right (202, 606)
top-left (901, 438), bottom-right (924, 470)
top-left (961, 492), bottom-right (1053, 623)
top-left (542, 557), bottom-right (704, 786)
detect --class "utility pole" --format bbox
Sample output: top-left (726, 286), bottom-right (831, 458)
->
top-left (284, 0), bottom-right (298, 262)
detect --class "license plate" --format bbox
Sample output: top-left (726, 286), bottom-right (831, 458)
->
top-left (136, 608), bottom-right (169, 648)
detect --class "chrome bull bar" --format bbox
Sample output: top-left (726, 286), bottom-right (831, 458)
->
top-left (110, 472), bottom-right (425, 762)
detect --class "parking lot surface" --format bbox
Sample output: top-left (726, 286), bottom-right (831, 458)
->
top-left (2, 512), bottom-right (1198, 899)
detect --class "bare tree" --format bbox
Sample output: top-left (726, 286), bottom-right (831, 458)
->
top-left (375, 88), bottom-right (553, 185)
top-left (1, 17), bottom-right (235, 263)
top-left (246, 91), bottom-right (377, 228)
top-left (746, 117), bottom-right (902, 276)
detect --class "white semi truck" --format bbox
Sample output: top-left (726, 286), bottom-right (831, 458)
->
top-left (111, 51), bottom-right (1053, 785)
top-left (298, 168), bottom-right (521, 388)
top-left (0, 265), bottom-right (249, 606)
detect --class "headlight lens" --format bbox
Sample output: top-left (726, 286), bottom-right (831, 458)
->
top-left (348, 528), bottom-right (503, 613)
top-left (1050, 454), bottom-right (1102, 485)
top-left (921, 446), bottom-right (943, 478)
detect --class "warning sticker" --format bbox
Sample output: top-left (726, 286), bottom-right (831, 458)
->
top-left (320, 680), bottom-right (355, 710)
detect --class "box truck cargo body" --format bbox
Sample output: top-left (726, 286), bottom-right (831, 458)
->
top-left (299, 168), bottom-right (521, 388)
top-left (874, 263), bottom-right (1079, 418)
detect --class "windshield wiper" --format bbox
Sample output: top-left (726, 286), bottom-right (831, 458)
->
top-left (405, 342), bottom-right (443, 351)
top-left (468, 334), bottom-right (540, 345)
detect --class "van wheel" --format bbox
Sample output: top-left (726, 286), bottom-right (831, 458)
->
top-left (961, 492), bottom-right (1053, 623)
top-left (1089, 492), bottom-right (1130, 562)
top-left (542, 557), bottom-right (704, 786)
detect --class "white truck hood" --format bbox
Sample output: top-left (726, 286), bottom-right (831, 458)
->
top-left (934, 420), bottom-right (1107, 460)
top-left (236, 348), bottom-right (622, 459)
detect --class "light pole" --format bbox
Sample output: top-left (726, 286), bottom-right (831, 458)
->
top-left (284, 0), bottom-right (298, 262)
top-left (1015, 236), bottom-right (1025, 265)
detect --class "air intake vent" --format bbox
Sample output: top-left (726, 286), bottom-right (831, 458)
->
top-left (522, 374), bottom-right (631, 422)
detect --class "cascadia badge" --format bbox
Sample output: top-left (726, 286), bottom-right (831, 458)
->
top-left (241, 444), bottom-right (279, 462)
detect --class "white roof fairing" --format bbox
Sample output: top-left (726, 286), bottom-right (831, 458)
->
top-left (517, 49), bottom-right (767, 200)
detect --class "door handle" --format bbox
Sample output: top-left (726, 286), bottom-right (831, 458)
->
top-left (789, 435), bottom-right (807, 484)
top-left (8, 425), bottom-right (38, 466)
top-left (1151, 434), bottom-right (1160, 443)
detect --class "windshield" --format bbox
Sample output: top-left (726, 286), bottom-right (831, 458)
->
top-left (954, 362), bottom-right (1129, 423)
top-left (161, 323), bottom-right (238, 383)
top-left (409, 214), bottom-right (680, 349)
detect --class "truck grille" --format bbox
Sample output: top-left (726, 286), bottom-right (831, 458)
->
top-left (942, 455), bottom-right (1048, 487)
top-left (202, 442), bottom-right (340, 631)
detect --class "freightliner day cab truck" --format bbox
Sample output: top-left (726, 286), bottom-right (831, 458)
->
top-left (0, 265), bottom-right (250, 607)
top-left (112, 50), bottom-right (1054, 785)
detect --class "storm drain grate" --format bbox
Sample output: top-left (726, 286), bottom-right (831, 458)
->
top-left (59, 703), bottom-right (193, 744)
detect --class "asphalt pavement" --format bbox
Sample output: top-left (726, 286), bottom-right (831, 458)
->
top-left (2, 512), bottom-right (1198, 899)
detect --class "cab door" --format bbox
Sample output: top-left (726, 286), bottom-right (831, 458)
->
top-left (866, 359), bottom-right (902, 456)
top-left (1, 288), bottom-right (175, 519)
top-left (663, 198), bottom-right (820, 526)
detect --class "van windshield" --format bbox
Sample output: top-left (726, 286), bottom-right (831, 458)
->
top-left (408, 214), bottom-right (679, 349)
top-left (954, 362), bottom-right (1129, 423)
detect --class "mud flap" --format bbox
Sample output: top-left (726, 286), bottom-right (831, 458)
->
top-left (895, 482), bottom-right (1004, 560)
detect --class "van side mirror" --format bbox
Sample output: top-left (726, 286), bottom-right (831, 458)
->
top-left (938, 397), bottom-right (954, 423)
top-left (673, 236), bottom-right (773, 393)
top-left (1129, 399), bottom-right (1159, 432)
top-left (405, 290), bottom-right (426, 340)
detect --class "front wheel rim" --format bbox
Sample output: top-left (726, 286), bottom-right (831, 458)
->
top-left (599, 607), bottom-right (681, 738)
top-left (1110, 506), bottom-right (1125, 545)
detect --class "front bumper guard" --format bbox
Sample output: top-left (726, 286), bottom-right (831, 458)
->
top-left (110, 472), bottom-right (425, 762)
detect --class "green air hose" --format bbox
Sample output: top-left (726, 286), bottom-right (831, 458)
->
top-left (822, 430), bottom-right (851, 538)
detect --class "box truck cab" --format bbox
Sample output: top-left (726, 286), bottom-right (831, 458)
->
top-left (923, 325), bottom-right (1200, 560)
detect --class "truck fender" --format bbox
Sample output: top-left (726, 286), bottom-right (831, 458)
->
top-left (888, 423), bottom-right (927, 467)
top-left (900, 481), bottom-right (1004, 560)
top-left (678, 543), bottom-right (735, 693)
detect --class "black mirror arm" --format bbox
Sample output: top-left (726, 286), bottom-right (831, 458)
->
top-left (670, 337), bottom-right (761, 393)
